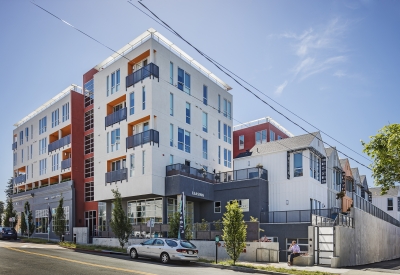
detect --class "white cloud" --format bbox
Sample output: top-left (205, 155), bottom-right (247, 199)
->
top-left (274, 80), bottom-right (288, 95)
top-left (333, 70), bottom-right (346, 77)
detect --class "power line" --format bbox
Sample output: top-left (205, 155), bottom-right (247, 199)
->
top-left (134, 1), bottom-right (372, 171)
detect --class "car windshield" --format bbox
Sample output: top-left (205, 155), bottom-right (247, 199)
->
top-left (1, 227), bottom-right (11, 232)
top-left (180, 241), bottom-right (196, 249)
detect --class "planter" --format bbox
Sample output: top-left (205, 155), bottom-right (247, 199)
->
top-left (210, 231), bottom-right (223, 240)
top-left (196, 231), bottom-right (211, 240)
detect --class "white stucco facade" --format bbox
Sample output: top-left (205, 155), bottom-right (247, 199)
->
top-left (370, 186), bottom-right (400, 221)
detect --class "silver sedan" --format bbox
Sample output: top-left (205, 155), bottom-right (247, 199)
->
top-left (127, 238), bottom-right (199, 264)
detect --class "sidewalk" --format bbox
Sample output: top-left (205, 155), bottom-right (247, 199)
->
top-left (237, 261), bottom-right (350, 274)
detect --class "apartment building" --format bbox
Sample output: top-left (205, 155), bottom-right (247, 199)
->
top-left (233, 116), bottom-right (293, 158)
top-left (325, 147), bottom-right (342, 210)
top-left (370, 186), bottom-right (400, 221)
top-left (10, 85), bottom-right (97, 241)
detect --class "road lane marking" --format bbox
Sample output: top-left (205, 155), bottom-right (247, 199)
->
top-left (5, 247), bottom-right (157, 275)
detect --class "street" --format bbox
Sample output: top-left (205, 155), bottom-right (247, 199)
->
top-left (0, 240), bottom-right (251, 275)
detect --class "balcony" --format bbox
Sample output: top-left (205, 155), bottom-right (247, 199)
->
top-left (216, 167), bottom-right (268, 183)
top-left (13, 174), bottom-right (26, 185)
top-left (126, 129), bottom-right (159, 151)
top-left (105, 107), bottom-right (127, 129)
top-left (61, 158), bottom-right (71, 170)
top-left (105, 168), bottom-right (128, 184)
top-left (126, 63), bottom-right (159, 90)
top-left (48, 135), bottom-right (71, 153)
top-left (12, 142), bottom-right (17, 151)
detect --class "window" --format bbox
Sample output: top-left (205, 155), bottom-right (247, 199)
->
top-left (30, 145), bottom-right (33, 160)
top-left (178, 68), bottom-right (191, 94)
top-left (218, 94), bottom-right (221, 113)
top-left (218, 120), bottom-right (221, 139)
top-left (52, 109), bottom-right (59, 128)
top-left (224, 149), bottom-right (232, 168)
top-left (218, 146), bottom-right (221, 164)
top-left (31, 125), bottom-right (33, 139)
top-left (116, 69), bottom-right (120, 92)
top-left (39, 138), bottom-right (47, 155)
top-left (110, 128), bottom-right (120, 152)
top-left (278, 135), bottom-right (282, 140)
top-left (35, 209), bottom-right (49, 233)
top-left (223, 124), bottom-right (231, 144)
top-left (223, 99), bottom-right (227, 117)
top-left (170, 124), bottom-right (173, 147)
top-left (130, 154), bottom-right (135, 177)
top-left (26, 165), bottom-right (29, 180)
top-left (13, 152), bottom-right (17, 166)
top-left (270, 130), bottom-right (275, 141)
top-left (39, 159), bottom-right (47, 175)
top-left (128, 198), bottom-right (163, 224)
top-left (185, 102), bottom-right (191, 124)
top-left (294, 153), bottom-right (303, 177)
top-left (52, 153), bottom-right (59, 171)
top-left (239, 135), bottom-right (244, 149)
top-left (227, 100), bottom-right (232, 120)
top-left (85, 133), bottom-right (94, 155)
top-left (203, 139), bottom-right (208, 159)
top-left (107, 75), bottom-right (109, 96)
top-left (31, 163), bottom-right (33, 178)
top-left (130, 92), bottom-right (135, 115)
top-left (142, 86), bottom-right (146, 110)
top-left (25, 127), bottom-right (29, 142)
top-left (202, 112), bottom-right (208, 132)
top-left (21, 149), bottom-right (24, 163)
top-left (214, 201), bottom-right (221, 213)
top-left (255, 130), bottom-right (267, 144)
top-left (178, 128), bottom-right (190, 153)
top-left (388, 198), bottom-right (394, 211)
top-left (27, 146), bottom-right (30, 160)
top-left (85, 157), bottom-right (94, 178)
top-left (170, 155), bottom-right (174, 165)
top-left (84, 79), bottom-right (94, 107)
top-left (170, 62), bottom-right (173, 84)
top-left (39, 116), bottom-right (47, 134)
top-left (170, 93), bottom-right (174, 116)
top-left (19, 131), bottom-right (23, 145)
top-left (309, 152), bottom-right (321, 181)
top-left (142, 150), bottom-right (145, 174)
top-left (85, 182), bottom-right (94, 201)
top-left (203, 85), bottom-right (208, 105)
top-left (111, 72), bottom-right (116, 94)
top-left (84, 110), bottom-right (94, 131)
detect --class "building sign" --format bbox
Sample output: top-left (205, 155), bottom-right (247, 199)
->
top-left (341, 171), bottom-right (346, 192)
top-left (191, 191), bottom-right (204, 198)
top-left (287, 152), bottom-right (290, 180)
top-left (321, 158), bottom-right (327, 184)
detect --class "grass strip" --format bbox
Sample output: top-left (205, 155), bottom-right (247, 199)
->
top-left (59, 241), bottom-right (127, 253)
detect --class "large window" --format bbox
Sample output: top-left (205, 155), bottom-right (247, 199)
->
top-left (85, 182), bottom-right (94, 201)
top-left (85, 133), bottom-right (94, 155)
top-left (214, 201), bottom-right (221, 213)
top-left (130, 154), bottom-right (135, 177)
top-left (186, 102), bottom-right (191, 124)
top-left (270, 130), bottom-right (275, 141)
top-left (203, 85), bottom-right (208, 105)
top-left (84, 110), bottom-right (94, 131)
top-left (62, 103), bottom-right (69, 122)
top-left (255, 130), bottom-right (267, 145)
top-left (170, 124), bottom-right (173, 147)
top-left (177, 68), bottom-right (191, 94)
top-left (169, 62), bottom-right (173, 84)
top-left (223, 99), bottom-right (232, 119)
top-left (51, 206), bottom-right (70, 232)
top-left (128, 198), bottom-right (163, 224)
top-left (19, 131), bottom-right (23, 145)
top-left (203, 139), bottom-right (208, 159)
top-left (239, 135), bottom-right (244, 150)
top-left (116, 69), bottom-right (120, 92)
top-left (52, 109), bottom-right (59, 128)
top-left (223, 124), bottom-right (231, 144)
top-left (142, 150), bottom-right (145, 174)
top-left (130, 92), bottom-right (135, 115)
top-left (309, 152), bottom-right (321, 181)
top-left (218, 120), bottom-right (221, 139)
top-left (109, 128), bottom-right (120, 152)
top-left (35, 209), bottom-right (49, 233)
top-left (39, 158), bottom-right (47, 175)
top-left (51, 153), bottom-right (59, 171)
top-left (218, 94), bottom-right (221, 113)
top-left (25, 127), bottom-right (29, 142)
top-left (85, 157), bottom-right (94, 178)
top-left (218, 146), bottom-right (221, 164)
top-left (39, 116), bottom-right (47, 134)
top-left (178, 128), bottom-right (190, 153)
top-left (388, 198), bottom-right (394, 211)
top-left (167, 198), bottom-right (194, 224)
top-left (170, 93), bottom-right (174, 116)
top-left (21, 149), bottom-right (24, 163)
top-left (294, 153), bottom-right (303, 177)
top-left (39, 138), bottom-right (47, 155)
top-left (13, 152), bottom-right (17, 166)
top-left (142, 86), bottom-right (146, 110)
top-left (84, 79), bottom-right (94, 107)
top-left (202, 112), bottom-right (208, 132)
top-left (110, 69), bottom-right (120, 94)
top-left (224, 148), bottom-right (232, 168)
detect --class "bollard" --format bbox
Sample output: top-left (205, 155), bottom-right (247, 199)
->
top-left (73, 234), bottom-right (76, 244)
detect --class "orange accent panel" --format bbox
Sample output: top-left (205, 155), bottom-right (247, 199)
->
top-left (106, 94), bottom-right (127, 115)
top-left (107, 155), bottom-right (127, 172)
top-left (60, 124), bottom-right (72, 137)
top-left (127, 115), bottom-right (151, 136)
top-left (127, 50), bottom-right (150, 75)
top-left (342, 196), bottom-right (353, 213)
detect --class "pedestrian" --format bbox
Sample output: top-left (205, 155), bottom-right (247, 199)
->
top-left (288, 240), bottom-right (300, 266)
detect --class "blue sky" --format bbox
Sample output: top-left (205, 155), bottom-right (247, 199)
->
top-left (1, 0), bottom-right (399, 202)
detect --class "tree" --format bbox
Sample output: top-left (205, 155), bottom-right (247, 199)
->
top-left (222, 200), bottom-right (247, 265)
top-left (167, 211), bottom-right (192, 240)
top-left (54, 197), bottom-right (66, 241)
top-left (361, 124), bottom-right (400, 194)
top-left (20, 212), bottom-right (27, 235)
top-left (109, 189), bottom-right (132, 249)
top-left (4, 199), bottom-right (17, 228)
top-left (0, 201), bottom-right (4, 225)
top-left (5, 178), bottom-right (13, 199)
top-left (24, 201), bottom-right (35, 236)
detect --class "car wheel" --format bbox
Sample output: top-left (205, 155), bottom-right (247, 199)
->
top-left (130, 248), bottom-right (138, 259)
top-left (160, 252), bottom-right (170, 264)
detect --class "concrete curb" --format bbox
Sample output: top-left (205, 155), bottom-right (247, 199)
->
top-left (196, 262), bottom-right (292, 275)
top-left (60, 246), bottom-right (129, 256)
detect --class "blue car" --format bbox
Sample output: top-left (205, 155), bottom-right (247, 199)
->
top-left (0, 227), bottom-right (18, 240)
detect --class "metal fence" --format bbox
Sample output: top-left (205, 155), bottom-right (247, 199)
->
top-left (126, 129), bottom-right (159, 150)
top-left (61, 158), bottom-right (71, 170)
top-left (353, 193), bottom-right (400, 227)
top-left (13, 174), bottom-right (26, 185)
top-left (312, 214), bottom-right (335, 227)
top-left (48, 134), bottom-right (71, 153)
top-left (265, 208), bottom-right (339, 223)
top-left (105, 107), bottom-right (127, 128)
top-left (335, 213), bottom-right (354, 227)
top-left (12, 142), bottom-right (17, 151)
top-left (216, 167), bottom-right (268, 183)
top-left (126, 63), bottom-right (159, 89)
top-left (105, 168), bottom-right (128, 184)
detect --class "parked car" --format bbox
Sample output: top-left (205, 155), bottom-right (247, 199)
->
top-left (0, 227), bottom-right (17, 240)
top-left (127, 238), bottom-right (199, 264)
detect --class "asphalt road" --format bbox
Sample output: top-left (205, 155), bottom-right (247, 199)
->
top-left (0, 240), bottom-right (252, 275)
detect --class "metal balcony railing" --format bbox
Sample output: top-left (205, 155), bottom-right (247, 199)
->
top-left (48, 135), bottom-right (71, 153)
top-left (216, 167), bottom-right (268, 183)
top-left (105, 107), bottom-right (127, 129)
top-left (105, 168), bottom-right (128, 184)
top-left (61, 158), bottom-right (71, 170)
top-left (126, 63), bottom-right (159, 90)
top-left (126, 129), bottom-right (159, 151)
top-left (12, 142), bottom-right (17, 151)
top-left (13, 174), bottom-right (26, 185)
